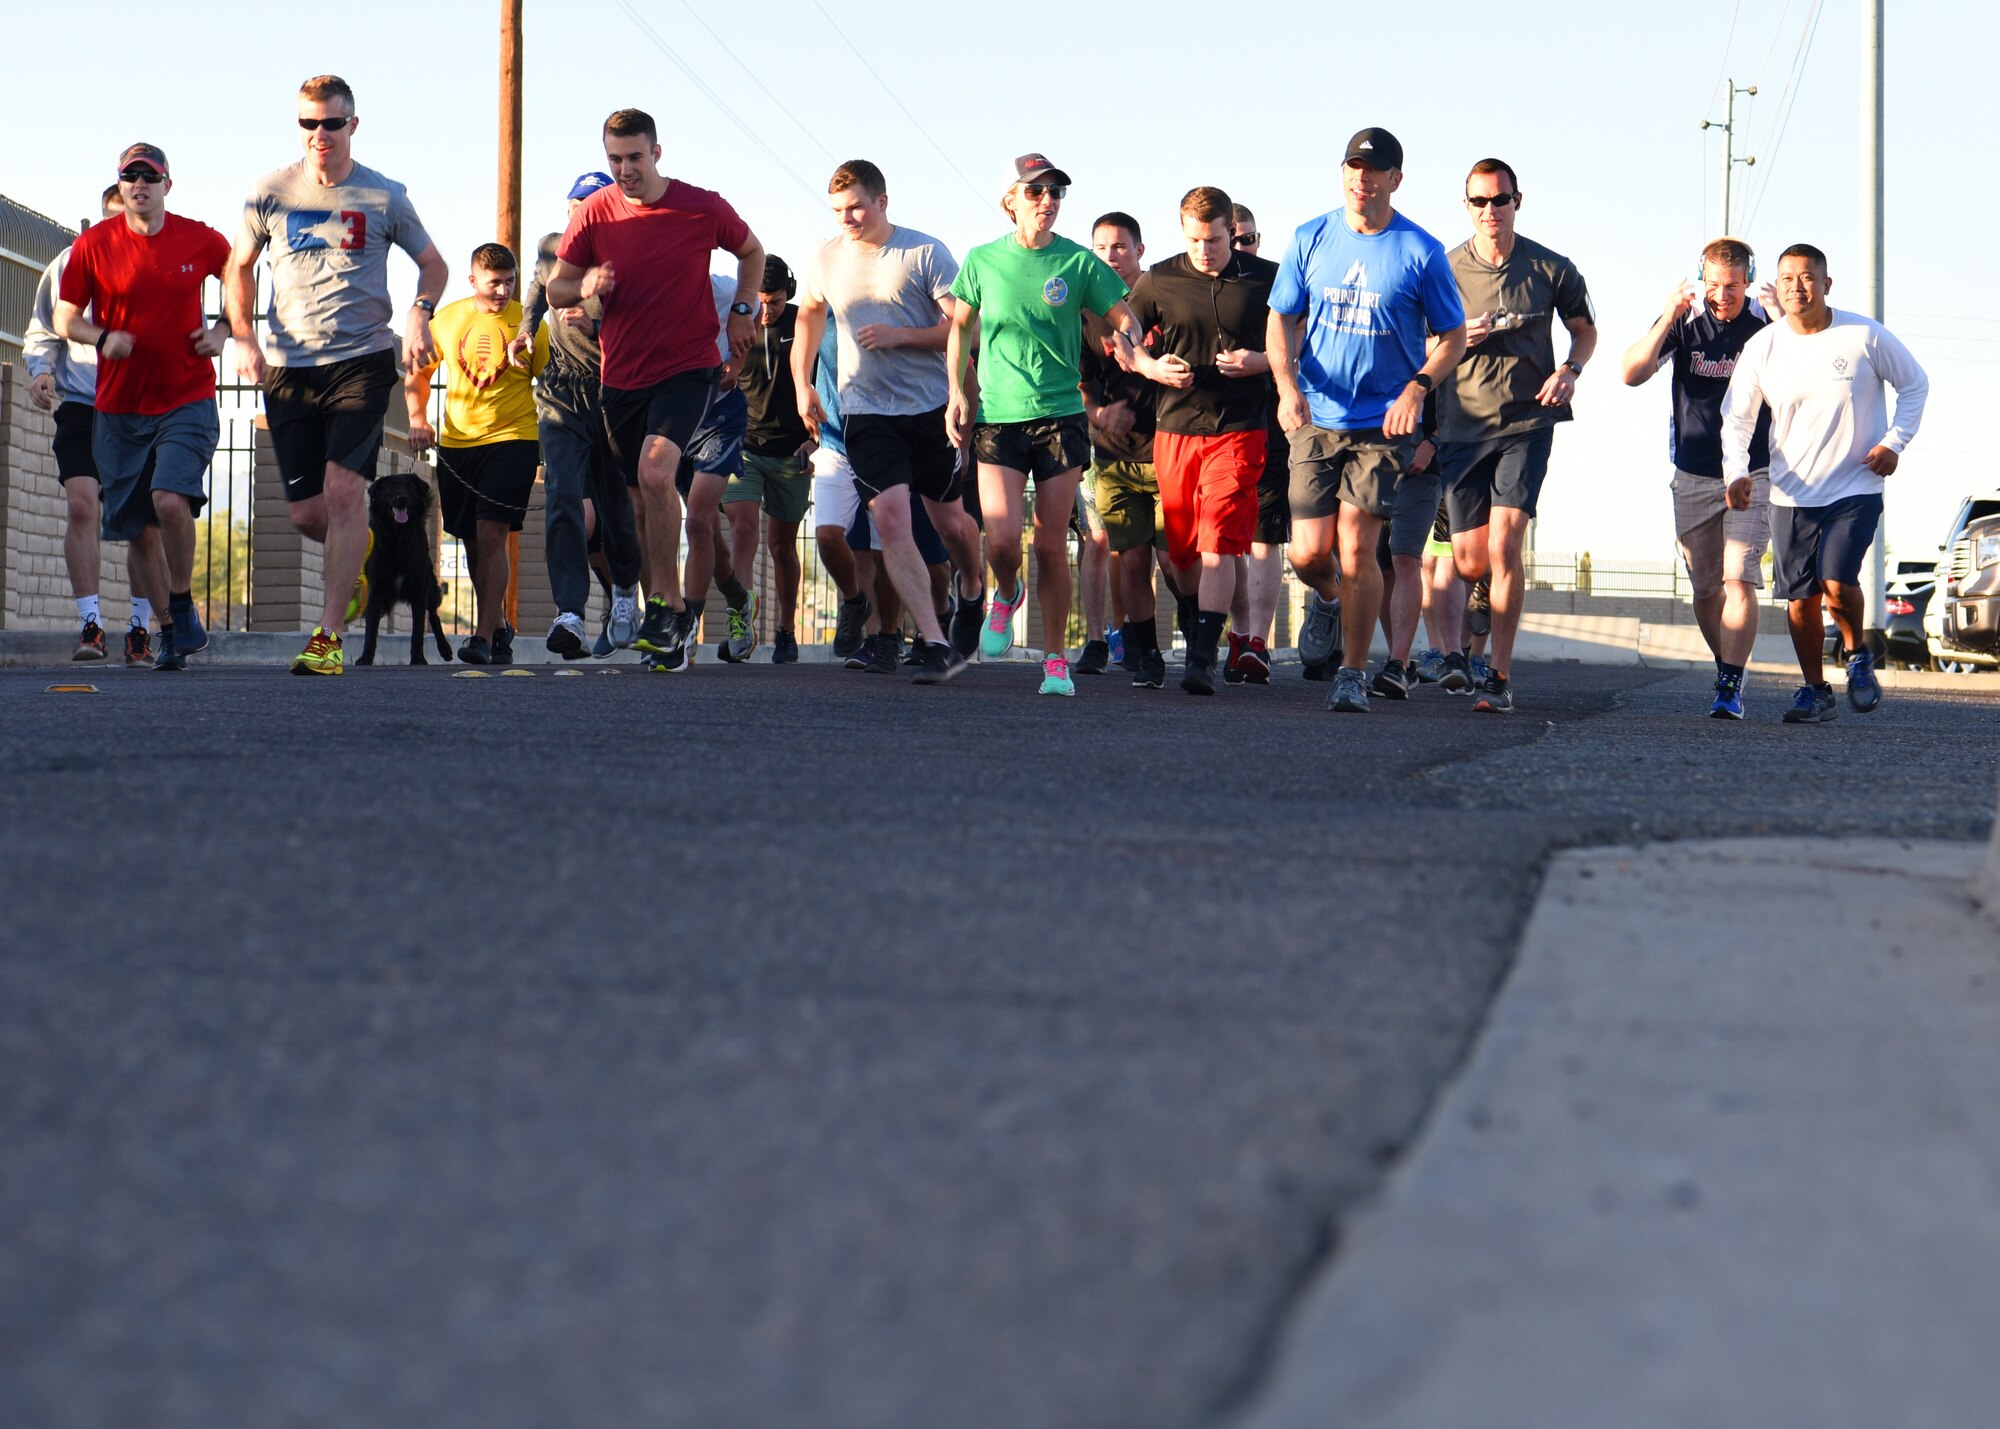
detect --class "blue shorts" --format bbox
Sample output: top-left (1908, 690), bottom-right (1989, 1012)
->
top-left (1771, 493), bottom-right (1883, 601)
top-left (846, 487), bottom-right (950, 566)
top-left (93, 400), bottom-right (217, 541)
top-left (675, 385), bottom-right (748, 495)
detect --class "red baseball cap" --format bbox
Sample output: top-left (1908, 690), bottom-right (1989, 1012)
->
top-left (117, 142), bottom-right (169, 177)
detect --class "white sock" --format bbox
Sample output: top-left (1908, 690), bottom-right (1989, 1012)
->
top-left (131, 597), bottom-right (153, 630)
top-left (77, 594), bottom-right (101, 624)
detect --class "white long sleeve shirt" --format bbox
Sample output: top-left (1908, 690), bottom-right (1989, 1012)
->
top-left (21, 246), bottom-right (99, 409)
top-left (1720, 309), bottom-right (1927, 507)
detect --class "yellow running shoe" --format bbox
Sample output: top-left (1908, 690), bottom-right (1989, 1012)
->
top-left (344, 529), bottom-right (375, 625)
top-left (291, 626), bottom-right (345, 676)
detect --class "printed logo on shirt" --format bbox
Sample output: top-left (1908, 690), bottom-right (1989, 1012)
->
top-left (1342, 261), bottom-right (1367, 288)
top-left (286, 210), bottom-right (369, 253)
top-left (1318, 266), bottom-right (1385, 337)
top-left (454, 324), bottom-right (509, 392)
top-left (1689, 352), bottom-right (1738, 380)
top-left (1043, 276), bottom-right (1069, 307)
top-left (1832, 356), bottom-right (1850, 375)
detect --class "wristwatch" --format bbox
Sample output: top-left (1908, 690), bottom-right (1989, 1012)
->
top-left (1408, 372), bottom-right (1434, 393)
top-left (413, 297), bottom-right (436, 316)
top-left (1560, 359), bottom-right (1582, 376)
top-left (730, 301), bottom-right (753, 316)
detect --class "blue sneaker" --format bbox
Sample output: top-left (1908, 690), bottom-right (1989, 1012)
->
top-left (170, 598), bottom-right (207, 657)
top-left (1468, 654), bottom-right (1490, 690)
top-left (1782, 682), bottom-right (1838, 724)
top-left (1709, 673), bottom-right (1745, 720)
top-left (1106, 625), bottom-right (1126, 668)
top-left (1845, 650), bottom-right (1883, 713)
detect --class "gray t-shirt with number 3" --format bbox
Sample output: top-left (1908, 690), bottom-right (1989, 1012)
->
top-left (240, 159), bottom-right (433, 368)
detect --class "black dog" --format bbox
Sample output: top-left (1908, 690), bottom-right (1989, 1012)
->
top-left (356, 472), bottom-right (454, 666)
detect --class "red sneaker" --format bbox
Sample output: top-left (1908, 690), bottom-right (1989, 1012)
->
top-left (1224, 630), bottom-right (1248, 685)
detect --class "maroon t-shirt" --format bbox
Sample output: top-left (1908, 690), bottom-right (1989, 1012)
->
top-left (556, 179), bottom-right (749, 391)
top-left (60, 212), bottom-right (230, 415)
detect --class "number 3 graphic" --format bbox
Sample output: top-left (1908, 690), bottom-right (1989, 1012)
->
top-left (338, 210), bottom-right (368, 251)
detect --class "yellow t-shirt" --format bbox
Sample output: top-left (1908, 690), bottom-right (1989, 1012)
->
top-left (427, 297), bottom-right (548, 447)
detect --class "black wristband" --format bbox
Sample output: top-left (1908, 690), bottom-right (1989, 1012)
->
top-left (94, 330), bottom-right (108, 351)
top-left (1408, 371), bottom-right (1433, 394)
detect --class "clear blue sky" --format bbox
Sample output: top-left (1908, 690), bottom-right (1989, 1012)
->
top-left (8, 0), bottom-right (1992, 562)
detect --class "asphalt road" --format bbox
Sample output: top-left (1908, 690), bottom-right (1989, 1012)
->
top-left (4, 656), bottom-right (1994, 1429)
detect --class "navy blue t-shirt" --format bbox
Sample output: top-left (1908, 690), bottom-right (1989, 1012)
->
top-left (1658, 306), bottom-right (1772, 477)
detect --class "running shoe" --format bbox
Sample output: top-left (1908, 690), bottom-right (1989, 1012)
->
top-left (490, 625), bottom-right (514, 665)
top-left (1709, 673), bottom-right (1745, 720)
top-left (773, 631), bottom-right (799, 664)
top-left (982, 582), bottom-right (1025, 659)
top-left (124, 626), bottom-right (152, 667)
top-left (344, 529), bottom-right (374, 625)
top-left (1371, 659), bottom-right (1412, 700)
top-left (170, 597), bottom-right (207, 657)
top-left (633, 597), bottom-right (677, 656)
top-left (1075, 638), bottom-right (1111, 675)
top-left (1413, 648), bottom-right (1447, 684)
top-left (950, 590), bottom-right (986, 659)
top-left (459, 635), bottom-right (493, 665)
top-left (866, 633), bottom-right (900, 674)
top-left (546, 612), bottom-right (588, 660)
top-left (912, 640), bottom-right (967, 685)
top-left (1106, 625), bottom-right (1127, 670)
top-left (1440, 650), bottom-right (1472, 694)
top-left (1039, 654), bottom-right (1075, 696)
top-left (1181, 650), bottom-right (1217, 696)
top-left (1329, 665), bottom-right (1369, 713)
top-left (834, 592), bottom-right (872, 660)
top-left (721, 593), bottom-right (759, 663)
top-left (153, 627), bottom-right (187, 672)
top-left (1845, 649), bottom-right (1883, 713)
top-left (73, 619), bottom-right (107, 661)
top-left (290, 626), bottom-right (343, 676)
top-left (1132, 648), bottom-right (1167, 689)
top-left (1472, 670), bottom-right (1515, 714)
top-left (1783, 683), bottom-right (1838, 723)
top-left (592, 614), bottom-right (614, 659)
top-left (902, 632), bottom-right (928, 666)
top-left (1223, 631), bottom-right (1248, 685)
top-left (1239, 636), bottom-right (1271, 685)
top-left (608, 589), bottom-right (639, 648)
top-left (1298, 590), bottom-right (1342, 669)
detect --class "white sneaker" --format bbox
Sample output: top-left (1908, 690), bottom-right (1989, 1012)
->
top-left (545, 611), bottom-right (588, 660)
top-left (609, 588), bottom-right (639, 648)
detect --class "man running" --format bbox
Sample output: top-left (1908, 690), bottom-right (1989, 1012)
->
top-left (947, 153), bottom-right (1152, 697)
top-left (226, 74), bottom-right (451, 677)
top-left (1721, 242), bottom-right (1927, 723)
top-left (541, 107), bottom-right (764, 669)
top-left (1435, 157), bottom-right (1597, 714)
top-left (405, 243), bottom-right (547, 664)
top-left (1268, 128), bottom-right (1467, 714)
top-left (733, 255), bottom-right (815, 662)
top-left (516, 170), bottom-right (643, 659)
top-left (1621, 237), bottom-right (1773, 719)
top-left (1126, 186), bottom-right (1278, 695)
top-left (793, 158), bottom-right (986, 685)
top-left (55, 143), bottom-right (231, 673)
top-left (25, 184), bottom-right (157, 665)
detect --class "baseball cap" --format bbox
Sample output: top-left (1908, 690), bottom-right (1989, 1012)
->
top-left (1012, 152), bottom-right (1072, 187)
top-left (567, 171), bottom-right (614, 200)
top-left (1342, 128), bottom-right (1403, 172)
top-left (118, 142), bottom-right (169, 177)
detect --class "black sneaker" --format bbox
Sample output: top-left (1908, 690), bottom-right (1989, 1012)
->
top-left (865, 633), bottom-right (900, 674)
top-left (1471, 670), bottom-right (1515, 713)
top-left (911, 639), bottom-right (967, 685)
top-left (833, 593), bottom-right (871, 660)
top-left (902, 633), bottom-right (928, 666)
top-left (1302, 659), bottom-right (1333, 683)
top-left (490, 624), bottom-right (514, 665)
top-left (1439, 650), bottom-right (1472, 694)
top-left (1371, 659), bottom-right (1412, 700)
top-left (152, 626), bottom-right (187, 672)
top-left (1132, 649), bottom-right (1167, 689)
top-left (773, 631), bottom-right (799, 664)
top-left (458, 635), bottom-right (492, 665)
top-left (949, 591), bottom-right (985, 659)
top-left (1074, 638), bottom-right (1111, 675)
top-left (1180, 650), bottom-right (1217, 696)
top-left (633, 598), bottom-right (677, 656)
top-left (1116, 623), bottom-right (1140, 674)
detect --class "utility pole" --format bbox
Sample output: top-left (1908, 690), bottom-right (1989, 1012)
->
top-left (1700, 81), bottom-right (1757, 233)
top-left (1861, 0), bottom-right (1888, 643)
top-left (498, 0), bottom-right (524, 257)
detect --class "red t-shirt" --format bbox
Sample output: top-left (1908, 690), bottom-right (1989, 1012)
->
top-left (58, 212), bottom-right (230, 415)
top-left (556, 179), bottom-right (750, 391)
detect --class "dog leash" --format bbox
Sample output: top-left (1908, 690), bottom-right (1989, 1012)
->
top-left (425, 446), bottom-right (541, 516)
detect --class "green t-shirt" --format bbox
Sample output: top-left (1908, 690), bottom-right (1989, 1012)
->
top-left (950, 233), bottom-right (1127, 423)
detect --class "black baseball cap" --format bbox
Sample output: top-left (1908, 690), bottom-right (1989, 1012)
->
top-left (1012, 152), bottom-right (1072, 187)
top-left (1343, 128), bottom-right (1403, 172)
top-left (118, 142), bottom-right (169, 177)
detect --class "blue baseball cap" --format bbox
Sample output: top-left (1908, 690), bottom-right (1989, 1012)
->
top-left (567, 171), bottom-right (614, 200)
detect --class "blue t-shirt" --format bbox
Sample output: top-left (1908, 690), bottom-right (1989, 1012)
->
top-left (1269, 211), bottom-right (1464, 430)
top-left (813, 322), bottom-right (845, 459)
top-left (1658, 305), bottom-right (1772, 478)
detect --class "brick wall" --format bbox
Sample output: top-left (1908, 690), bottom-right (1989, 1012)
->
top-left (0, 363), bottom-right (135, 630)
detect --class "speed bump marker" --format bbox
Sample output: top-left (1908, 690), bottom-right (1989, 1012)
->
top-left (595, 668), bottom-right (623, 676)
top-left (553, 668), bottom-right (583, 677)
top-left (500, 668), bottom-right (535, 677)
top-left (45, 684), bottom-right (99, 693)
top-left (452, 669), bottom-right (491, 679)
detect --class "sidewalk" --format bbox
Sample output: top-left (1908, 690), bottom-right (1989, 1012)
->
top-left (1239, 829), bottom-right (2000, 1429)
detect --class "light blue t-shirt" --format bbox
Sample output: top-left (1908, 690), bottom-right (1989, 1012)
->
top-left (1269, 210), bottom-right (1464, 430)
top-left (813, 323), bottom-right (845, 459)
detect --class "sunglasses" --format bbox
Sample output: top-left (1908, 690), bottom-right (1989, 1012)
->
top-left (1021, 183), bottom-right (1067, 200)
top-left (1232, 233), bottom-right (1259, 247)
top-left (118, 166), bottom-right (165, 184)
top-left (1466, 192), bottom-right (1517, 209)
top-left (298, 116), bottom-right (355, 132)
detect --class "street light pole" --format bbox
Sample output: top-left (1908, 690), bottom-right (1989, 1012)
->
top-left (499, 0), bottom-right (524, 258)
top-left (1700, 81), bottom-right (1757, 234)
top-left (1860, 0), bottom-right (1888, 641)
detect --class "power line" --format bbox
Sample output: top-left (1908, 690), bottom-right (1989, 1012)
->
top-left (806, 1), bottom-right (995, 223)
top-left (1702, 0), bottom-right (1747, 121)
top-left (1743, 0), bottom-right (1827, 232)
top-left (610, 0), bottom-right (829, 212)
top-left (674, 0), bottom-right (837, 166)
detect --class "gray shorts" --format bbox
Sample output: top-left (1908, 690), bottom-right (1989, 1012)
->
top-left (1286, 424), bottom-right (1416, 522)
top-left (92, 400), bottom-right (216, 541)
top-left (1672, 468), bottom-right (1771, 597)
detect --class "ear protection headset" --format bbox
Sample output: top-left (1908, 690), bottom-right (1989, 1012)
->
top-left (1695, 239), bottom-right (1756, 284)
top-left (762, 257), bottom-right (797, 299)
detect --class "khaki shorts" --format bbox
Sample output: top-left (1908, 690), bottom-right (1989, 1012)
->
top-left (1672, 468), bottom-right (1770, 597)
top-left (1092, 460), bottom-right (1166, 554)
top-left (727, 450), bottom-right (812, 525)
